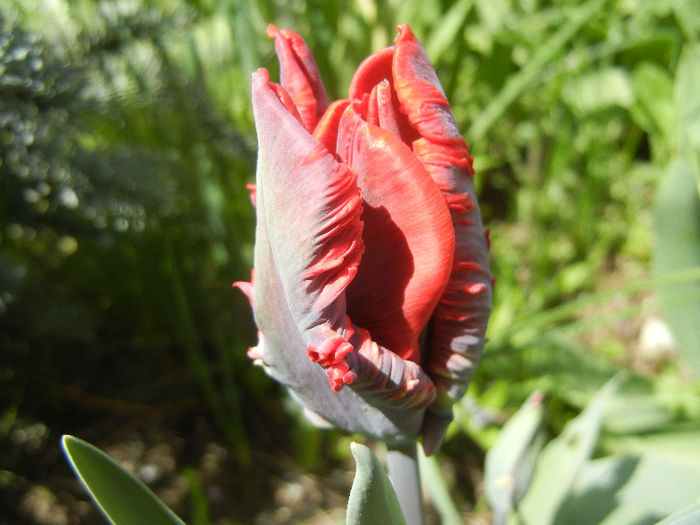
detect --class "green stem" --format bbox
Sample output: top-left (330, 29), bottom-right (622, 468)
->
top-left (387, 441), bottom-right (425, 525)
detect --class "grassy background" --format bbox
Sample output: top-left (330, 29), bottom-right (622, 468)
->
top-left (1, 0), bottom-right (699, 523)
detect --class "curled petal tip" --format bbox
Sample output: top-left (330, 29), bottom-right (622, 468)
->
top-left (266, 23), bottom-right (330, 130)
top-left (252, 67), bottom-right (270, 88)
top-left (326, 366), bottom-right (357, 392)
top-left (232, 279), bottom-right (254, 305)
top-left (246, 346), bottom-right (264, 361)
top-left (245, 183), bottom-right (257, 207)
top-left (395, 24), bottom-right (412, 38)
top-left (306, 335), bottom-right (353, 367)
top-left (307, 327), bottom-right (357, 391)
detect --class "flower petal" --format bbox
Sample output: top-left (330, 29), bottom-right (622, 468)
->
top-left (267, 24), bottom-right (330, 131)
top-left (312, 99), bottom-right (351, 154)
top-left (392, 25), bottom-right (493, 454)
top-left (366, 80), bottom-right (401, 138)
top-left (348, 46), bottom-right (419, 146)
top-left (349, 47), bottom-right (394, 100)
top-left (249, 68), bottom-right (435, 443)
top-left (252, 68), bottom-right (362, 340)
top-left (337, 103), bottom-right (455, 364)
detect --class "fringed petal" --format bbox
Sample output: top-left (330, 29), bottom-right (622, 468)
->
top-left (337, 104), bottom-right (455, 363)
top-left (392, 25), bottom-right (468, 163)
top-left (345, 321), bottom-right (436, 410)
top-left (252, 68), bottom-right (363, 332)
top-left (392, 25), bottom-right (493, 455)
top-left (306, 319), bottom-right (436, 409)
top-left (267, 24), bottom-right (330, 131)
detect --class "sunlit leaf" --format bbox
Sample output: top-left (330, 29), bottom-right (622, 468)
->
top-left (655, 502), bottom-right (700, 525)
top-left (61, 435), bottom-right (186, 525)
top-left (518, 376), bottom-right (620, 524)
top-left (675, 44), bottom-right (700, 195)
top-left (652, 158), bottom-right (700, 376)
top-left (563, 67), bottom-right (634, 115)
top-left (631, 63), bottom-right (674, 148)
top-left (558, 450), bottom-right (700, 524)
top-left (419, 450), bottom-right (463, 525)
top-left (346, 442), bottom-right (406, 525)
top-left (468, 0), bottom-right (607, 141)
top-left (484, 391), bottom-right (545, 524)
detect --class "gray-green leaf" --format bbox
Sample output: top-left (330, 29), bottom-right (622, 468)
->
top-left (655, 502), bottom-right (700, 525)
top-left (518, 376), bottom-right (620, 524)
top-left (652, 158), bottom-right (700, 376)
top-left (484, 391), bottom-right (546, 524)
top-left (346, 442), bottom-right (407, 525)
top-left (61, 435), bottom-right (186, 525)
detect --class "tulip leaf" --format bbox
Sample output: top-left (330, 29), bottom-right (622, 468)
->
top-left (419, 450), bottom-right (463, 525)
top-left (555, 448), bottom-right (700, 525)
top-left (484, 391), bottom-right (546, 524)
top-left (518, 375), bottom-right (620, 524)
top-left (61, 435), bottom-right (186, 525)
top-left (649, 43), bottom-right (700, 378)
top-left (652, 157), bottom-right (700, 376)
top-left (675, 44), bottom-right (700, 193)
top-left (654, 502), bottom-right (700, 525)
top-left (346, 442), bottom-right (406, 525)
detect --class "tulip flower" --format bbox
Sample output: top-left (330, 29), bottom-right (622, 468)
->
top-left (235, 24), bottom-right (492, 456)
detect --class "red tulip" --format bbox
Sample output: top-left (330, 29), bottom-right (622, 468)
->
top-left (235, 24), bottom-right (492, 454)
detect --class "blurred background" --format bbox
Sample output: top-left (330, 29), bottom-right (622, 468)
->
top-left (1, 0), bottom-right (699, 523)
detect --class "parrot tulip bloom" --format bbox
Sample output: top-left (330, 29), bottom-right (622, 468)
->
top-left (235, 24), bottom-right (492, 454)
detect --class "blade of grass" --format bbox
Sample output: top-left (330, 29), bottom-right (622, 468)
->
top-left (468, 0), bottom-right (608, 142)
top-left (418, 450), bottom-right (463, 525)
top-left (487, 266), bottom-right (700, 352)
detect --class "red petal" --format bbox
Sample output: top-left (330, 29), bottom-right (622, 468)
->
top-left (267, 24), bottom-right (330, 131)
top-left (349, 47), bottom-right (394, 100)
top-left (268, 81), bottom-right (303, 124)
top-left (348, 46), bottom-right (419, 146)
top-left (344, 320), bottom-right (435, 408)
top-left (337, 104), bottom-right (455, 363)
top-left (391, 25), bottom-right (493, 454)
top-left (313, 99), bottom-right (351, 155)
top-left (366, 80), bottom-right (401, 138)
top-left (392, 25), bottom-right (471, 167)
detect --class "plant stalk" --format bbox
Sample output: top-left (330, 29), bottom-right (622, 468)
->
top-left (387, 441), bottom-right (425, 525)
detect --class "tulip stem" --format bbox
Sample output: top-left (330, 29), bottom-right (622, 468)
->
top-left (387, 441), bottom-right (425, 525)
